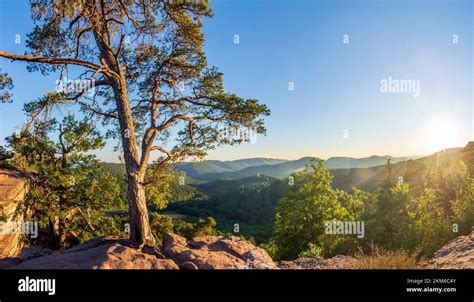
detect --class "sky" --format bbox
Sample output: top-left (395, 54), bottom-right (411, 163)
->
top-left (0, 0), bottom-right (473, 162)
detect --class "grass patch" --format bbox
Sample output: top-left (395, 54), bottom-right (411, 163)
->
top-left (346, 245), bottom-right (428, 269)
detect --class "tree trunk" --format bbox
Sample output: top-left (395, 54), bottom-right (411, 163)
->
top-left (58, 219), bottom-right (66, 249)
top-left (112, 78), bottom-right (156, 247)
top-left (127, 172), bottom-right (155, 246)
top-left (88, 8), bottom-right (156, 245)
top-left (49, 217), bottom-right (60, 249)
top-left (57, 196), bottom-right (66, 249)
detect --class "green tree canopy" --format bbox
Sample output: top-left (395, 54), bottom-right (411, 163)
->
top-left (6, 115), bottom-right (122, 248)
top-left (273, 160), bottom-right (352, 260)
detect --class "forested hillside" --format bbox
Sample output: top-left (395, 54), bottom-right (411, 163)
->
top-left (5, 132), bottom-right (470, 259)
top-left (173, 158), bottom-right (288, 178)
top-left (96, 146), bottom-right (471, 250)
top-left (165, 144), bottom-right (474, 259)
top-left (175, 155), bottom-right (419, 181)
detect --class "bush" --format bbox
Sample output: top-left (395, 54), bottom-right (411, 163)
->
top-left (150, 213), bottom-right (218, 242)
top-left (150, 213), bottom-right (174, 244)
top-left (0, 146), bottom-right (13, 165)
top-left (298, 243), bottom-right (323, 258)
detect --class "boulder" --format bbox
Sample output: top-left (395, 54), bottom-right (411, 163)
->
top-left (430, 231), bottom-right (474, 269)
top-left (164, 233), bottom-right (278, 269)
top-left (278, 255), bottom-right (358, 269)
top-left (0, 237), bottom-right (179, 269)
top-left (0, 168), bottom-right (29, 258)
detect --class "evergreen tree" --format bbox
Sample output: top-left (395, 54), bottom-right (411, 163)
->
top-left (452, 175), bottom-right (474, 235)
top-left (365, 160), bottom-right (410, 250)
top-left (273, 160), bottom-right (350, 260)
top-left (0, 0), bottom-right (269, 246)
top-left (6, 115), bottom-right (121, 248)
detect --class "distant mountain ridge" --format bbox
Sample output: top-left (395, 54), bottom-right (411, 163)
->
top-left (173, 158), bottom-right (288, 178)
top-left (176, 155), bottom-right (421, 181)
top-left (325, 155), bottom-right (420, 169)
top-left (102, 147), bottom-right (467, 192)
top-left (331, 147), bottom-right (464, 191)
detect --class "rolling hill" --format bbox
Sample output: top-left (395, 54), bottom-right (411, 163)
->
top-left (325, 155), bottom-right (419, 169)
top-left (186, 155), bottom-right (420, 181)
top-left (173, 158), bottom-right (288, 178)
top-left (194, 174), bottom-right (279, 197)
top-left (331, 147), bottom-right (464, 191)
top-left (102, 155), bottom-right (422, 184)
top-left (102, 147), bottom-right (466, 195)
top-left (167, 144), bottom-right (471, 243)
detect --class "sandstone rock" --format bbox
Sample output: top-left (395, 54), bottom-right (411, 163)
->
top-left (324, 255), bottom-right (359, 269)
top-left (180, 261), bottom-right (199, 270)
top-left (1, 232), bottom-right (278, 269)
top-left (164, 233), bottom-right (278, 269)
top-left (0, 237), bottom-right (179, 269)
top-left (0, 168), bottom-right (29, 258)
top-left (278, 257), bottom-right (326, 269)
top-left (430, 231), bottom-right (474, 269)
top-left (278, 255), bottom-right (358, 269)
top-left (19, 246), bottom-right (54, 261)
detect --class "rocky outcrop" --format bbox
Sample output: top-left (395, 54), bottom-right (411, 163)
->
top-left (278, 255), bottom-right (358, 269)
top-left (0, 234), bottom-right (278, 269)
top-left (163, 233), bottom-right (277, 269)
top-left (0, 168), bottom-right (29, 258)
top-left (430, 231), bottom-right (474, 269)
top-left (0, 237), bottom-right (179, 269)
top-left (2, 230), bottom-right (473, 269)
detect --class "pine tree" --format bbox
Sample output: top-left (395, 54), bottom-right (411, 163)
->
top-left (0, 1), bottom-right (269, 246)
top-left (6, 115), bottom-right (121, 248)
top-left (273, 160), bottom-right (350, 260)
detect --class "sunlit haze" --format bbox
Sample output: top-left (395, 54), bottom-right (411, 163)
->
top-left (0, 0), bottom-right (472, 162)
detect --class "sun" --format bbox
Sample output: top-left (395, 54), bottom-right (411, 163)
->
top-left (422, 117), bottom-right (460, 153)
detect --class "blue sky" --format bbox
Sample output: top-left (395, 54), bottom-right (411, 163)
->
top-left (0, 0), bottom-right (473, 162)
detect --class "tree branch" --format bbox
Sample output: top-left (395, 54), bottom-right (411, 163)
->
top-left (156, 114), bottom-right (226, 132)
top-left (0, 51), bottom-right (101, 70)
